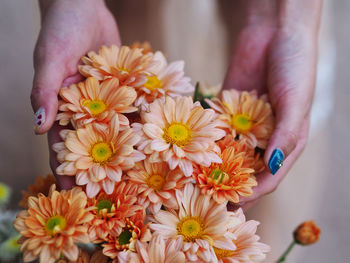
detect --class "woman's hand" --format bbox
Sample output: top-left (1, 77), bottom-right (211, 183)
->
top-left (31, 0), bottom-right (121, 189)
top-left (223, 0), bottom-right (322, 210)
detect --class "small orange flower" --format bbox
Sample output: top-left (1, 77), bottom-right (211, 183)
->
top-left (57, 77), bottom-right (137, 129)
top-left (127, 160), bottom-right (190, 214)
top-left (102, 209), bottom-right (152, 259)
top-left (19, 174), bottom-right (56, 209)
top-left (193, 138), bottom-right (259, 204)
top-left (294, 220), bottom-right (321, 245)
top-left (79, 45), bottom-right (156, 87)
top-left (52, 116), bottom-right (145, 198)
top-left (14, 186), bottom-right (93, 263)
top-left (88, 181), bottom-right (142, 242)
top-left (206, 90), bottom-right (274, 149)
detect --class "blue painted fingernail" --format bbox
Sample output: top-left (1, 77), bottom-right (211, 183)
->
top-left (268, 149), bottom-right (284, 175)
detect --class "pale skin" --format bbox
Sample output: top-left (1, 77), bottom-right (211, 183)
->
top-left (31, 0), bottom-right (322, 210)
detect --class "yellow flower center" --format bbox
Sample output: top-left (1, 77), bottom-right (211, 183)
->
top-left (231, 114), bottom-right (253, 134)
top-left (119, 229), bottom-right (132, 245)
top-left (82, 99), bottom-right (107, 116)
top-left (146, 174), bottom-right (165, 191)
top-left (90, 142), bottom-right (114, 164)
top-left (144, 76), bottom-right (162, 91)
top-left (213, 247), bottom-right (235, 259)
top-left (177, 216), bottom-right (204, 242)
top-left (209, 169), bottom-right (230, 185)
top-left (97, 199), bottom-right (113, 214)
top-left (45, 215), bottom-right (67, 236)
top-left (163, 122), bottom-right (192, 147)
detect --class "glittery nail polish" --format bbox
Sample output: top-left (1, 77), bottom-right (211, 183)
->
top-left (268, 149), bottom-right (284, 175)
top-left (34, 107), bottom-right (45, 131)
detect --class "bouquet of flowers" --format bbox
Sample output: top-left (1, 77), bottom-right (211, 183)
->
top-left (14, 43), bottom-right (276, 263)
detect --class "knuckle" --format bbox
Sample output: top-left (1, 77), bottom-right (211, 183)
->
top-left (284, 130), bottom-right (298, 148)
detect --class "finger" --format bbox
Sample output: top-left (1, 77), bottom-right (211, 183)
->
top-left (240, 118), bottom-right (309, 203)
top-left (31, 51), bottom-right (66, 134)
top-left (48, 122), bottom-right (76, 190)
top-left (265, 90), bottom-right (306, 174)
top-left (265, 34), bottom-right (317, 175)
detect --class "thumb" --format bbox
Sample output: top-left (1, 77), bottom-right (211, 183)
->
top-left (31, 53), bottom-right (66, 134)
top-left (265, 92), bottom-right (306, 175)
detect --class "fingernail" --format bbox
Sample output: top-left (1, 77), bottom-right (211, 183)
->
top-left (268, 149), bottom-right (284, 175)
top-left (34, 107), bottom-right (45, 131)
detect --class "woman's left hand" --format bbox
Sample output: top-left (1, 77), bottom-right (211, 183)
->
top-left (223, 0), bottom-right (322, 210)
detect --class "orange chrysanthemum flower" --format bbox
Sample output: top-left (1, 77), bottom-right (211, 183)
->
top-left (57, 77), bottom-right (137, 129)
top-left (206, 90), bottom-right (274, 149)
top-left (102, 209), bottom-right (152, 259)
top-left (214, 208), bottom-right (270, 263)
top-left (57, 249), bottom-right (109, 263)
top-left (79, 45), bottom-right (156, 87)
top-left (134, 52), bottom-right (194, 109)
top-left (53, 116), bottom-right (145, 197)
top-left (19, 174), bottom-right (56, 209)
top-left (218, 135), bottom-right (265, 174)
top-left (88, 181), bottom-right (142, 242)
top-left (14, 186), bottom-right (93, 263)
top-left (127, 160), bottom-right (190, 214)
top-left (194, 139), bottom-right (259, 204)
top-left (134, 96), bottom-right (225, 177)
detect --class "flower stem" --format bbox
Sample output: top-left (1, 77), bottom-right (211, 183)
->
top-left (276, 241), bottom-right (296, 262)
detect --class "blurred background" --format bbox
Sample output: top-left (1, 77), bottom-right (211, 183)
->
top-left (0, 0), bottom-right (348, 262)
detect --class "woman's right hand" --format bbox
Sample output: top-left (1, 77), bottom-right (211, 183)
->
top-left (31, 0), bottom-right (121, 189)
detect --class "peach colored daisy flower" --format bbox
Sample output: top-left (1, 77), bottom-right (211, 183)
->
top-left (214, 208), bottom-right (270, 263)
top-left (88, 181), bottom-right (142, 242)
top-left (205, 90), bottom-right (274, 149)
top-left (134, 96), bottom-right (225, 177)
top-left (14, 186), bottom-right (93, 263)
top-left (149, 184), bottom-right (235, 263)
top-left (193, 139), bottom-right (258, 204)
top-left (134, 51), bottom-right (194, 109)
top-left (117, 235), bottom-right (186, 263)
top-left (57, 77), bottom-right (137, 129)
top-left (127, 160), bottom-right (190, 214)
top-left (79, 45), bottom-right (156, 87)
top-left (102, 209), bottom-right (152, 260)
top-left (53, 116), bottom-right (145, 198)
top-left (19, 174), bottom-right (56, 209)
